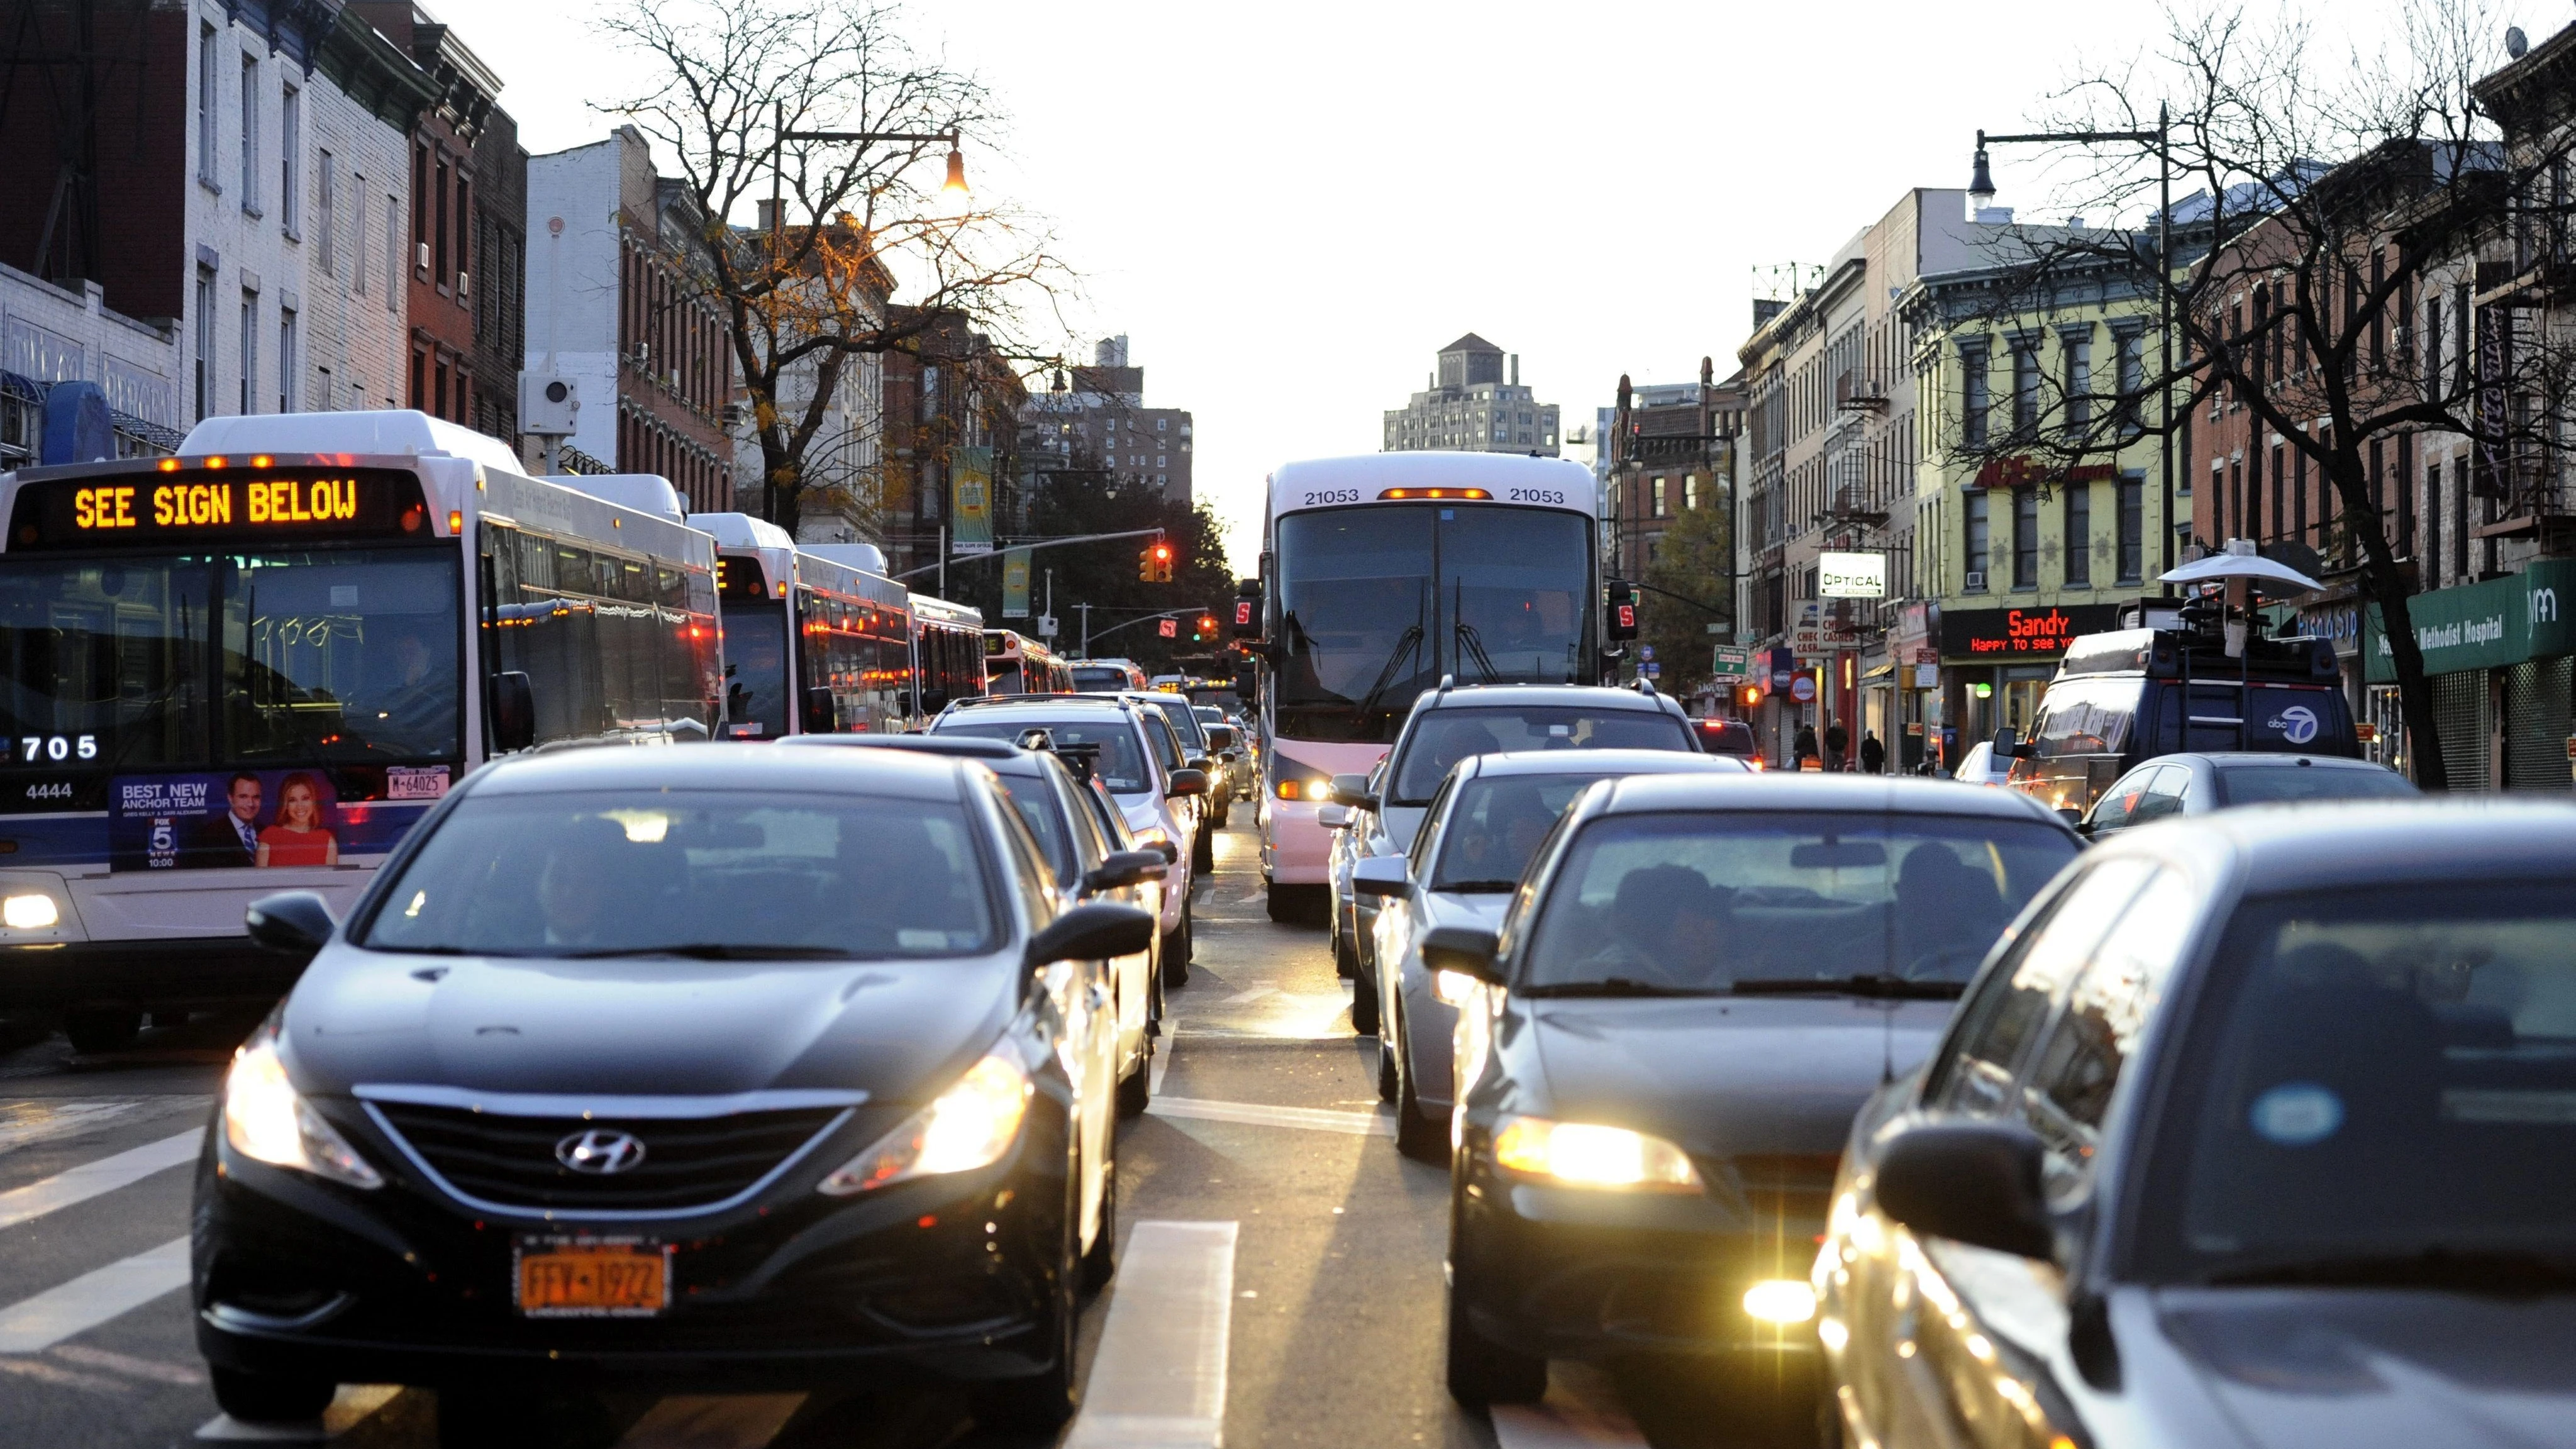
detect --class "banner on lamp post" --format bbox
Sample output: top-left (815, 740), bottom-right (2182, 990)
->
top-left (1001, 547), bottom-right (1031, 618)
top-left (951, 446), bottom-right (994, 554)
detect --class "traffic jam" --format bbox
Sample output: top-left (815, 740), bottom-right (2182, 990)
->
top-left (0, 413), bottom-right (2565, 1449)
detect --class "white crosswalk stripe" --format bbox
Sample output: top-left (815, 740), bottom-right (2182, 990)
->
top-left (1065, 1219), bottom-right (1238, 1448)
top-left (0, 1235), bottom-right (192, 1354)
top-left (1147, 1096), bottom-right (1393, 1137)
top-left (0, 1099), bottom-right (143, 1158)
top-left (0, 1130), bottom-right (203, 1231)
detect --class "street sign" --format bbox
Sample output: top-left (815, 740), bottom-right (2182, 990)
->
top-left (1158, 618), bottom-right (1177, 638)
top-left (1639, 645), bottom-right (1655, 662)
top-left (1710, 646), bottom-right (1750, 679)
top-left (1643, 662), bottom-right (1662, 678)
top-left (1789, 673), bottom-right (1817, 704)
top-left (1035, 614), bottom-right (1057, 639)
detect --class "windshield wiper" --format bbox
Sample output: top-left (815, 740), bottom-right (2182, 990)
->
top-left (555, 943), bottom-right (854, 960)
top-left (1351, 623), bottom-right (1424, 726)
top-left (1431, 879), bottom-right (1521, 894)
top-left (2200, 1246), bottom-right (2576, 1294)
top-left (1729, 974), bottom-right (1966, 999)
top-left (1520, 977), bottom-right (1725, 998)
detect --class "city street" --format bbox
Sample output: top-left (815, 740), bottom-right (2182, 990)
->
top-left (0, 817), bottom-right (1814, 1449)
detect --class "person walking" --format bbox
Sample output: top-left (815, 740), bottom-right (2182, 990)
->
top-left (1823, 720), bottom-right (1850, 772)
top-left (1793, 723), bottom-right (1820, 770)
top-left (1860, 731), bottom-right (1886, 775)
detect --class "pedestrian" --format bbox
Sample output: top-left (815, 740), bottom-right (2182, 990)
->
top-left (1824, 721), bottom-right (1850, 772)
top-left (1794, 723), bottom-right (1819, 769)
top-left (1860, 731), bottom-right (1885, 775)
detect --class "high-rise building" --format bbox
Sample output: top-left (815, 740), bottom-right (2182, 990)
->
top-left (1382, 333), bottom-right (1560, 454)
top-left (1024, 335), bottom-right (1196, 504)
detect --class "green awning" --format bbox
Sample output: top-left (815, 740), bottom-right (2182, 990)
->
top-left (2364, 557), bottom-right (2576, 682)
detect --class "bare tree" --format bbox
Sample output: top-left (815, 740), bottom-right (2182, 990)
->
top-left (1936, 0), bottom-right (2576, 788)
top-left (599, 0), bottom-right (1072, 538)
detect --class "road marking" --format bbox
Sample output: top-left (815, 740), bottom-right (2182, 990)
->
top-left (1147, 1096), bottom-right (1393, 1138)
top-left (196, 1384), bottom-right (404, 1442)
top-left (0, 1099), bottom-right (142, 1157)
top-left (1150, 1021), bottom-right (1175, 1099)
top-left (1221, 986), bottom-right (1277, 1006)
top-left (52, 1342), bottom-right (204, 1385)
top-left (613, 1392), bottom-right (806, 1447)
top-left (0, 1353), bottom-right (124, 1394)
top-left (1065, 1220), bottom-right (1237, 1448)
top-left (0, 1235), bottom-right (191, 1353)
top-left (0, 1129), bottom-right (202, 1231)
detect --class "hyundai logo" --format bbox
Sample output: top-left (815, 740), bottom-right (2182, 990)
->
top-left (555, 1128), bottom-right (647, 1175)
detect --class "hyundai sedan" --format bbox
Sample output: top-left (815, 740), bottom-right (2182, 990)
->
top-left (191, 745), bottom-right (1152, 1439)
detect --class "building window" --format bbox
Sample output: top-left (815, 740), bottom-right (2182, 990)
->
top-left (2012, 487), bottom-right (2038, 588)
top-left (2010, 339), bottom-right (2040, 438)
top-left (2116, 476), bottom-right (2143, 583)
top-left (455, 175), bottom-right (472, 297)
top-left (1965, 491), bottom-right (1990, 587)
top-left (194, 267), bottom-right (216, 421)
top-left (280, 85), bottom-right (300, 236)
top-left (238, 290), bottom-right (257, 414)
top-left (2065, 484), bottom-right (2092, 586)
top-left (1651, 475), bottom-right (1667, 517)
top-left (412, 147), bottom-right (428, 274)
top-left (1961, 343), bottom-right (1990, 447)
top-left (197, 25), bottom-right (219, 185)
top-left (409, 349), bottom-right (424, 411)
top-left (278, 309), bottom-right (296, 413)
top-left (1684, 474), bottom-right (1700, 511)
top-left (239, 52), bottom-right (260, 212)
top-left (316, 150), bottom-right (335, 275)
top-left (385, 192), bottom-right (401, 310)
top-left (433, 158), bottom-right (450, 286)
top-left (2114, 326), bottom-right (2145, 428)
top-left (2426, 460), bottom-right (2444, 587)
top-left (2063, 332), bottom-right (2092, 432)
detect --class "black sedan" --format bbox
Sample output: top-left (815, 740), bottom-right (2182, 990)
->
top-left (191, 744), bottom-right (1153, 1441)
top-left (1431, 774), bottom-right (2080, 1406)
top-left (1821, 802), bottom-right (2576, 1449)
top-left (2079, 750), bottom-right (2417, 838)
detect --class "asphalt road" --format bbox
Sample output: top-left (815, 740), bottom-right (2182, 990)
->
top-left (0, 817), bottom-right (1818, 1448)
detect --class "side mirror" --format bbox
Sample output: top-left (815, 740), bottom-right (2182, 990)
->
top-left (1318, 803), bottom-right (1352, 829)
top-left (1419, 924), bottom-right (1503, 985)
top-left (1187, 755), bottom-right (1213, 774)
top-left (1204, 725), bottom-right (1236, 750)
top-left (1992, 727), bottom-right (2035, 761)
top-left (1871, 1119), bottom-right (2055, 1259)
top-left (1330, 772), bottom-right (1377, 809)
top-left (245, 891), bottom-right (336, 957)
top-left (1146, 838), bottom-right (1180, 865)
top-left (804, 686), bottom-right (838, 734)
top-left (489, 670), bottom-right (536, 753)
top-left (1166, 768), bottom-right (1208, 798)
top-left (1025, 902), bottom-right (1156, 970)
top-left (2054, 806), bottom-right (2085, 830)
top-left (1080, 848), bottom-right (1169, 897)
top-left (1350, 855), bottom-right (1410, 899)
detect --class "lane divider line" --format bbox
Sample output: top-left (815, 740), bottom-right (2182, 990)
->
top-left (0, 1130), bottom-right (203, 1232)
top-left (0, 1235), bottom-right (192, 1354)
top-left (1147, 1096), bottom-right (1394, 1138)
top-left (1064, 1219), bottom-right (1238, 1449)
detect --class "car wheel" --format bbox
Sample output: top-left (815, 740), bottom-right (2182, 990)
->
top-left (211, 1367), bottom-right (336, 1424)
top-left (1212, 802), bottom-right (1231, 828)
top-left (1192, 828), bottom-right (1214, 874)
top-left (1081, 1154), bottom-right (1119, 1294)
top-left (1117, 1035), bottom-right (1152, 1118)
top-left (1375, 1030), bottom-right (1398, 1102)
top-left (973, 1176), bottom-right (1082, 1432)
top-left (1394, 1013), bottom-right (1446, 1164)
top-left (63, 1009), bottom-right (140, 1055)
top-left (1351, 964), bottom-right (1381, 1036)
top-left (1334, 923), bottom-right (1360, 980)
top-left (1445, 1255), bottom-right (1545, 1407)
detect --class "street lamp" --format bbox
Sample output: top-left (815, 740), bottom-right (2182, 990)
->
top-left (1972, 106), bottom-right (2177, 572)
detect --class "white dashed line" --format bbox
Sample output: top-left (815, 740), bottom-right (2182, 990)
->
top-left (1146, 1096), bottom-right (1393, 1137)
top-left (0, 1235), bottom-right (192, 1353)
top-left (1065, 1220), bottom-right (1238, 1448)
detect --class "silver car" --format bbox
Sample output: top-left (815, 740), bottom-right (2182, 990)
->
top-left (1350, 749), bottom-right (1748, 1160)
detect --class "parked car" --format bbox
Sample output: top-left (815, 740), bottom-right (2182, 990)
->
top-left (194, 743), bottom-right (1154, 1438)
top-left (932, 694), bottom-right (1204, 979)
top-left (1352, 749), bottom-right (1749, 1160)
top-left (1431, 774), bottom-right (2080, 1407)
top-left (1818, 802), bottom-right (2576, 1449)
top-left (1327, 681), bottom-right (1700, 1035)
top-left (2079, 751), bottom-right (2418, 838)
top-left (782, 731), bottom-right (1168, 1112)
top-left (1950, 739), bottom-right (2009, 786)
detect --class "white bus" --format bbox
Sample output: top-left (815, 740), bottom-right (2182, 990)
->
top-left (986, 628), bottom-right (1073, 694)
top-left (692, 516), bottom-right (919, 736)
top-left (1248, 452), bottom-right (1604, 915)
top-left (909, 592), bottom-right (987, 718)
top-left (0, 409), bottom-right (720, 1050)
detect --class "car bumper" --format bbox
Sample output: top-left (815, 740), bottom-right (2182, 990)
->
top-left (194, 1104), bottom-right (1075, 1392)
top-left (0, 935), bottom-right (299, 1011)
top-left (1452, 1140), bottom-right (1822, 1360)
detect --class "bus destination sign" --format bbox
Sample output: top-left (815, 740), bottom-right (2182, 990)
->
top-left (9, 467), bottom-right (435, 550)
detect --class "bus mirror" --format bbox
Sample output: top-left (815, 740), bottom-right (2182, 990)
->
top-left (805, 687), bottom-right (838, 734)
top-left (489, 672), bottom-right (536, 753)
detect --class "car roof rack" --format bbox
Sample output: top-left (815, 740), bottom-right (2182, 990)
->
top-left (780, 733), bottom-right (1020, 760)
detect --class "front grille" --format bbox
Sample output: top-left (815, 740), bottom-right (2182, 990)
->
top-left (370, 1102), bottom-right (845, 1212)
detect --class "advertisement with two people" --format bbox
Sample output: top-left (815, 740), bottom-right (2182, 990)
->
top-left (111, 765), bottom-right (449, 871)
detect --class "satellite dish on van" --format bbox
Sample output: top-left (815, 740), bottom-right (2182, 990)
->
top-left (2159, 550), bottom-right (2322, 597)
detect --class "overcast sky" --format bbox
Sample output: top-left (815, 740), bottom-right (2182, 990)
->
top-left (431, 0), bottom-right (2553, 572)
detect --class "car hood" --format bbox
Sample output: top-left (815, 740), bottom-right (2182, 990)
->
top-left (2153, 1289), bottom-right (2576, 1449)
top-left (282, 947), bottom-right (1019, 1102)
top-left (1519, 995), bottom-right (1951, 1157)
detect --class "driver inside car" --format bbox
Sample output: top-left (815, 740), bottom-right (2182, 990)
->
top-left (1577, 865), bottom-right (1735, 986)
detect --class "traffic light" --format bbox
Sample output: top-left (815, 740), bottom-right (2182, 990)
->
top-left (1147, 541), bottom-right (1175, 584)
top-left (1605, 580), bottom-right (1638, 641)
top-left (1194, 613), bottom-right (1218, 641)
top-left (1735, 683), bottom-right (1764, 709)
top-left (1138, 546), bottom-right (1155, 582)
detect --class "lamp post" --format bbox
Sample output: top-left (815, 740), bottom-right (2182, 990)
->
top-left (1972, 105), bottom-right (2177, 572)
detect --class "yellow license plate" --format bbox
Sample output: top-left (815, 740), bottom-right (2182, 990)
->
top-left (514, 1240), bottom-right (671, 1318)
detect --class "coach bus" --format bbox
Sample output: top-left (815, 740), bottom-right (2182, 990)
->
top-left (693, 514), bottom-right (917, 736)
top-left (986, 628), bottom-right (1072, 694)
top-left (0, 409), bottom-right (720, 1050)
top-left (1248, 450), bottom-right (1602, 917)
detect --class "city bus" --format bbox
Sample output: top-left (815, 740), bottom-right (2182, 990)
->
top-left (693, 514), bottom-right (916, 736)
top-left (0, 409), bottom-right (721, 1050)
top-left (909, 592), bottom-right (987, 719)
top-left (987, 628), bottom-right (1073, 694)
top-left (1248, 451), bottom-right (1603, 917)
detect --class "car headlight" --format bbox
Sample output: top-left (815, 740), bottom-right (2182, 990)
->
top-left (1433, 969), bottom-right (1479, 1006)
top-left (1743, 1279), bottom-right (1818, 1323)
top-left (222, 1022), bottom-right (383, 1189)
top-left (2, 892), bottom-right (58, 930)
top-left (1491, 1116), bottom-right (1701, 1192)
top-left (818, 1052), bottom-right (1032, 1196)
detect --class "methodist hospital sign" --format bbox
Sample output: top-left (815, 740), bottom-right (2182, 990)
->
top-left (2365, 557), bottom-right (2576, 681)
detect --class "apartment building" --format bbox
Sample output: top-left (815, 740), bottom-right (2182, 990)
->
top-left (1383, 333), bottom-right (1560, 455)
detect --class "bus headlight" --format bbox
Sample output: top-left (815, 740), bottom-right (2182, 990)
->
top-left (223, 1022), bottom-right (383, 1189)
top-left (3, 893), bottom-right (58, 930)
top-left (1491, 1116), bottom-right (1702, 1192)
top-left (1277, 778), bottom-right (1330, 801)
top-left (818, 1052), bottom-right (1031, 1196)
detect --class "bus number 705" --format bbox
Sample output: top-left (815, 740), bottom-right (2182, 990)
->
top-left (19, 736), bottom-right (99, 763)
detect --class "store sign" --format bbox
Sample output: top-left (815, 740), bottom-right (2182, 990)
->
top-left (1818, 552), bottom-right (1887, 598)
top-left (2364, 557), bottom-right (2576, 682)
top-left (1939, 604), bottom-right (2121, 658)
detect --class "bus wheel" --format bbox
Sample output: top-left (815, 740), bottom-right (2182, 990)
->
top-left (64, 1009), bottom-right (141, 1055)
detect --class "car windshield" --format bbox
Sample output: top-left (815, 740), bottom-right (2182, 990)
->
top-left (1521, 811), bottom-right (2077, 992)
top-left (1391, 706), bottom-right (1691, 804)
top-left (1069, 666), bottom-right (1129, 692)
top-left (1146, 699), bottom-right (1206, 752)
top-left (362, 790), bottom-right (996, 958)
top-left (2141, 885), bottom-right (2576, 1285)
top-left (2215, 763), bottom-right (2418, 806)
top-left (940, 717), bottom-right (1151, 794)
top-left (1429, 774), bottom-right (1609, 891)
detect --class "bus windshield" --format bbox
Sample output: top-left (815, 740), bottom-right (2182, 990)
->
top-left (1275, 505), bottom-right (1592, 742)
top-left (721, 599), bottom-right (789, 739)
top-left (0, 547), bottom-right (462, 771)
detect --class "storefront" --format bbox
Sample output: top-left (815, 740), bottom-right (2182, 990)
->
top-left (2363, 558), bottom-right (2576, 791)
top-left (1936, 603), bottom-right (2124, 763)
